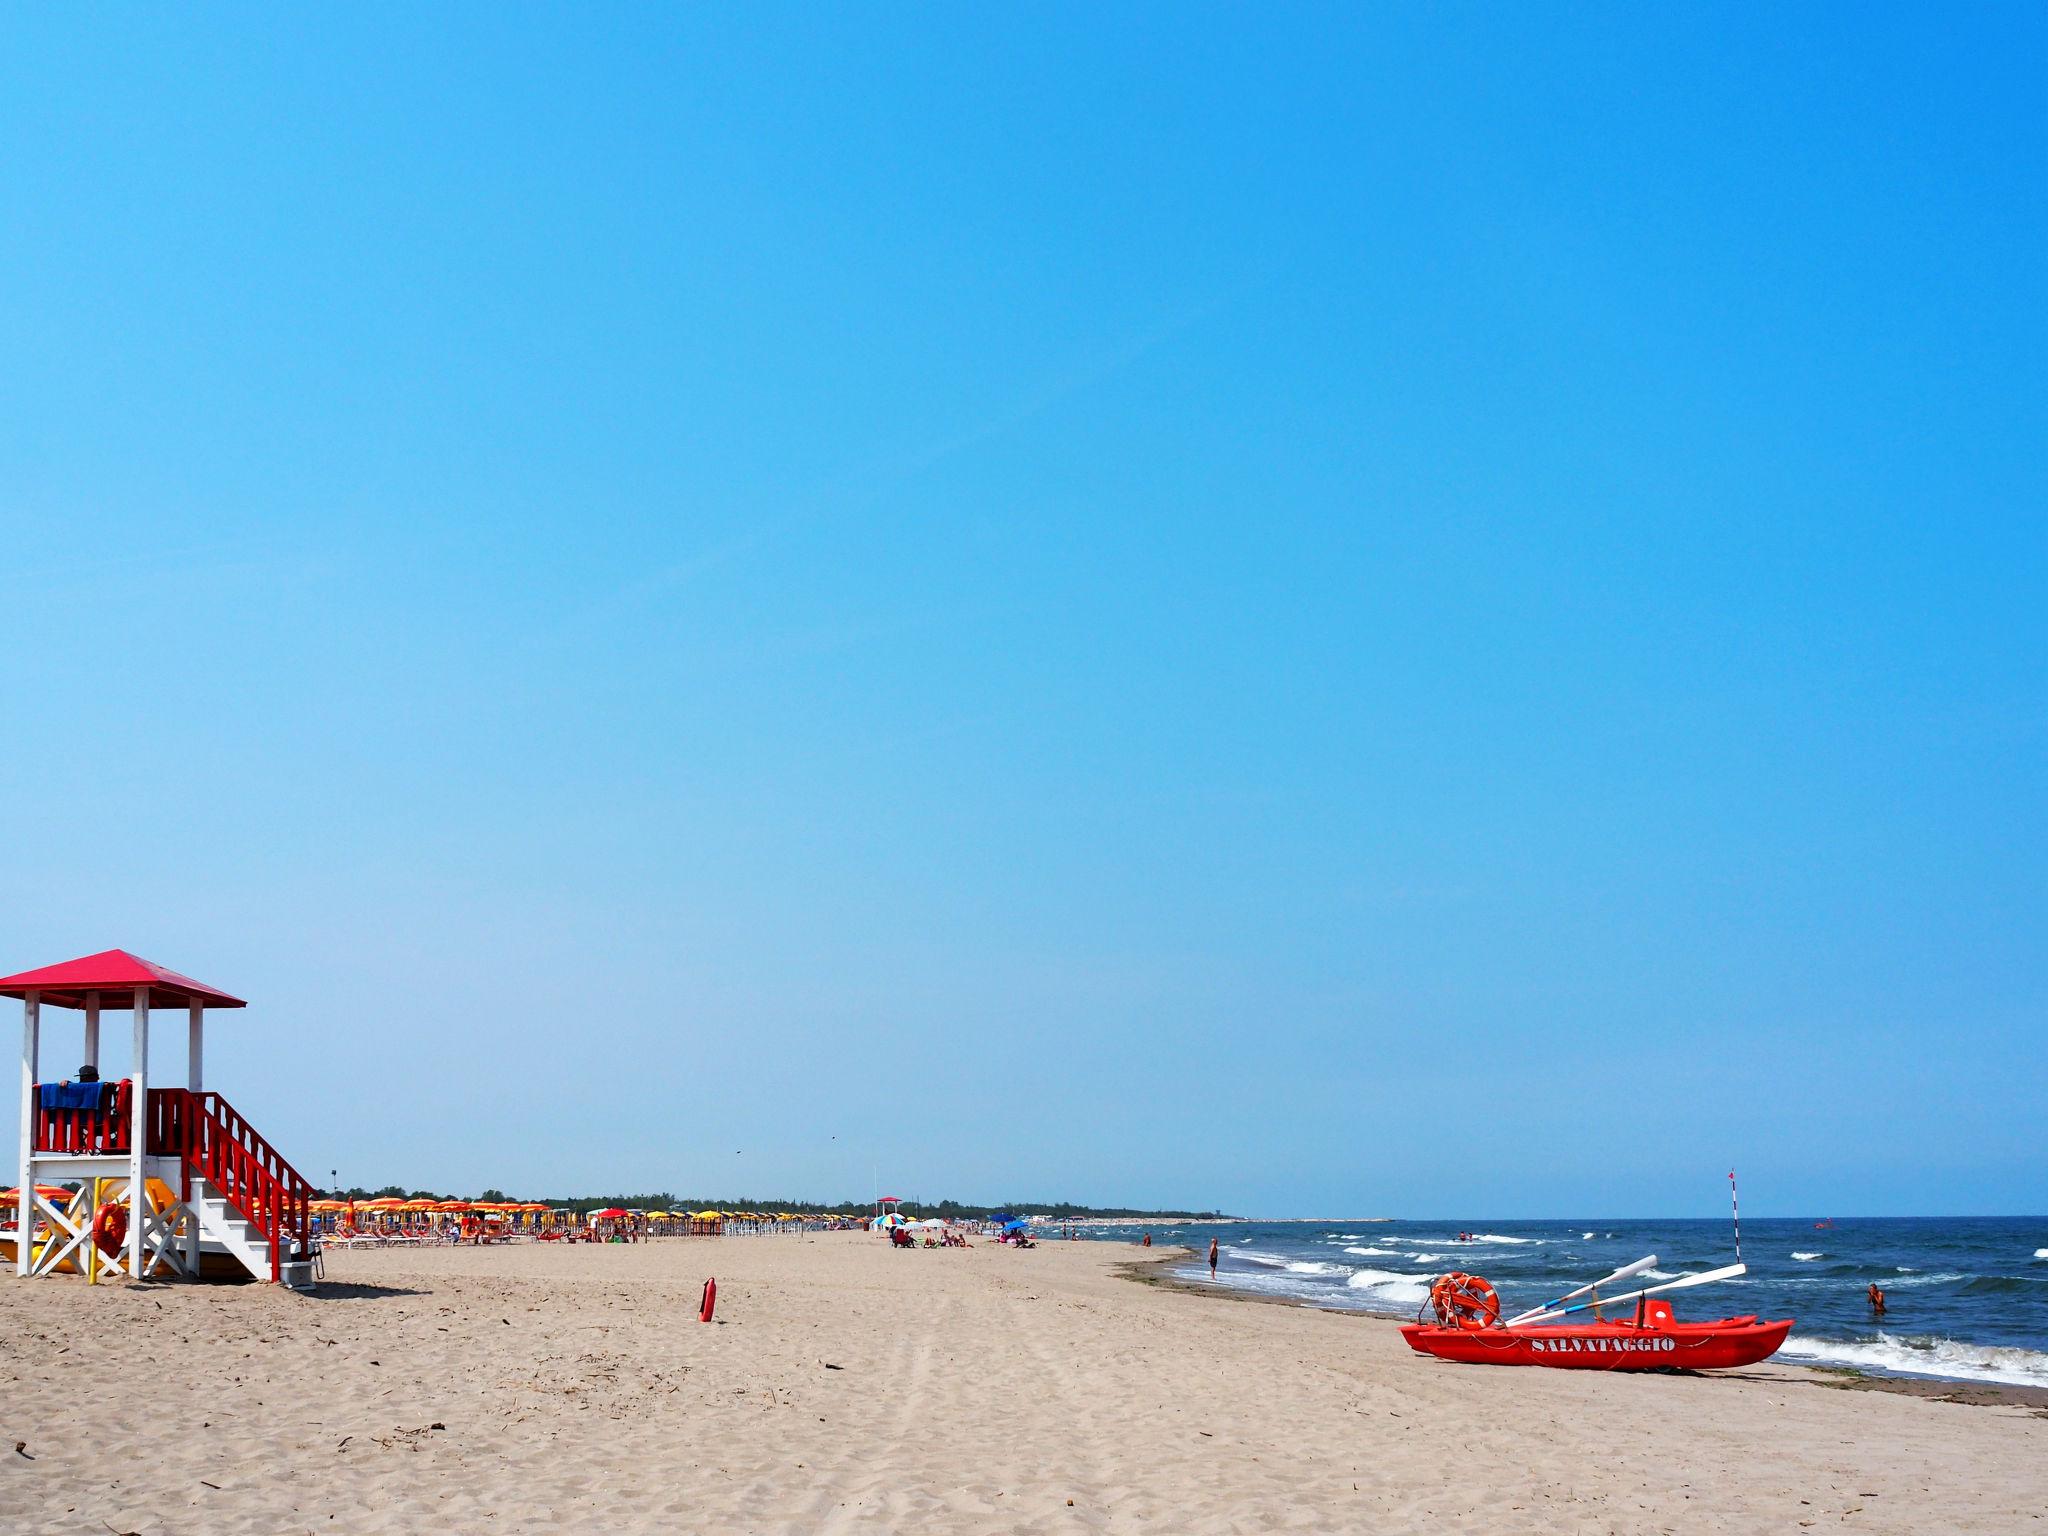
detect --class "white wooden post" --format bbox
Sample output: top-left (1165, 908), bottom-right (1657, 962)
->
top-left (84, 992), bottom-right (100, 1074)
top-left (129, 988), bottom-right (148, 1278)
top-left (16, 992), bottom-right (38, 1277)
top-left (185, 999), bottom-right (203, 1275)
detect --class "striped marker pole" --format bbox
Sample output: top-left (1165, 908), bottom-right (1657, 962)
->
top-left (1729, 1169), bottom-right (1742, 1265)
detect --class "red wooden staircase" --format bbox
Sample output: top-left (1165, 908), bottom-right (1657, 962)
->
top-left (34, 1083), bottom-right (314, 1283)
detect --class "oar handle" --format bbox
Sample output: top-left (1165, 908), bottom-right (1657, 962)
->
top-left (1517, 1263), bottom-right (1746, 1325)
top-left (1503, 1255), bottom-right (1658, 1326)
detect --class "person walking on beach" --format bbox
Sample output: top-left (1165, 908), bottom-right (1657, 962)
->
top-left (1208, 1237), bottom-right (1219, 1280)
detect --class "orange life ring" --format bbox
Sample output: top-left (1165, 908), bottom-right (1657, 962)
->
top-left (1430, 1271), bottom-right (1500, 1330)
top-left (92, 1201), bottom-right (129, 1257)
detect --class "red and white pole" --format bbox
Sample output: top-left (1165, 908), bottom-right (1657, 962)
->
top-left (1728, 1169), bottom-right (1742, 1265)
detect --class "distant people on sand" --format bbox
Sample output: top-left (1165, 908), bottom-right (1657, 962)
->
top-left (1208, 1237), bottom-right (1220, 1279)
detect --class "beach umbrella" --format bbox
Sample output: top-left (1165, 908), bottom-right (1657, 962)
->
top-left (593, 1207), bottom-right (628, 1219)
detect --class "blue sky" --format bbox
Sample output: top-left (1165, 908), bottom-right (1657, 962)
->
top-left (2, 8), bottom-right (2041, 1216)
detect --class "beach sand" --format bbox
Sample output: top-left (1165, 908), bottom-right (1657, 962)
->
top-left (1, 1233), bottom-right (2040, 1533)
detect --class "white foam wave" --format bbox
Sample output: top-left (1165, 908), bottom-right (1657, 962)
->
top-left (1781, 1332), bottom-right (2048, 1389)
top-left (1404, 1233), bottom-right (1543, 1246)
top-left (1642, 1269), bottom-right (1676, 1280)
top-left (1345, 1269), bottom-right (1434, 1306)
top-left (1791, 1251), bottom-right (1825, 1262)
top-left (1233, 1251), bottom-right (1288, 1269)
top-left (1344, 1246), bottom-right (1397, 1257)
top-left (1410, 1252), bottom-right (1445, 1263)
top-left (1581, 1231), bottom-right (1595, 1239)
top-left (2036, 1248), bottom-right (2048, 1261)
top-left (1284, 1260), bottom-right (1344, 1276)
top-left (1772, 1269), bottom-right (1964, 1291)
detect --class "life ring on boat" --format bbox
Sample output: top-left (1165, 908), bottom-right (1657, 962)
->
top-left (1430, 1271), bottom-right (1500, 1330)
top-left (91, 1201), bottom-right (129, 1257)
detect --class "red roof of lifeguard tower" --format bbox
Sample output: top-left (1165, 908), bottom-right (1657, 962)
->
top-left (0, 949), bottom-right (246, 1011)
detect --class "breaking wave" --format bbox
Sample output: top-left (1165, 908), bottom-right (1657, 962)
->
top-left (1345, 1268), bottom-right (1435, 1307)
top-left (1780, 1332), bottom-right (2048, 1389)
top-left (1791, 1251), bottom-right (1825, 1261)
top-left (1344, 1246), bottom-right (1397, 1257)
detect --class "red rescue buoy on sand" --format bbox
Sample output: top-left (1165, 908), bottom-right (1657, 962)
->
top-left (700, 1277), bottom-right (717, 1322)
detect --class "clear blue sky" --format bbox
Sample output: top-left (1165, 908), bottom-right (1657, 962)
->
top-left (2, 9), bottom-right (2041, 1217)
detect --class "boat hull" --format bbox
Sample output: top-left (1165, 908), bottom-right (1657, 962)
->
top-left (1400, 1315), bottom-right (1793, 1370)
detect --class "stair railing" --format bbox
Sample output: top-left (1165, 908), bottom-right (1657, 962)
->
top-left (146, 1088), bottom-right (314, 1282)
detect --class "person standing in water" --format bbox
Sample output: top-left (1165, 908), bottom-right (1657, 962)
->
top-left (1208, 1237), bottom-right (1220, 1280)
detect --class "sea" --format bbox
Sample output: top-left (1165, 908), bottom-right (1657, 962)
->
top-left (1070, 1216), bottom-right (2048, 1389)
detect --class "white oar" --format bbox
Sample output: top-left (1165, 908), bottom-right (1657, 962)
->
top-left (1515, 1262), bottom-right (1747, 1326)
top-left (1503, 1255), bottom-right (1659, 1326)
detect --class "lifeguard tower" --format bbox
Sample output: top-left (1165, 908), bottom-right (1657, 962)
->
top-left (4, 949), bottom-right (315, 1288)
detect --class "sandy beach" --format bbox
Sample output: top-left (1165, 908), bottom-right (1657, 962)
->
top-left (1, 1234), bottom-right (2040, 1535)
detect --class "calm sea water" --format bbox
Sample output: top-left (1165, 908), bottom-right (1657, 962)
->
top-left (1074, 1216), bottom-right (2048, 1387)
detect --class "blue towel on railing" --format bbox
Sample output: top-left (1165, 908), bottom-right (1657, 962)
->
top-left (38, 1080), bottom-right (112, 1112)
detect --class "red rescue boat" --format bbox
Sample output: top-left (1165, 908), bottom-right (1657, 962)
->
top-left (1400, 1258), bottom-right (1792, 1372)
top-left (1402, 1300), bottom-right (1793, 1371)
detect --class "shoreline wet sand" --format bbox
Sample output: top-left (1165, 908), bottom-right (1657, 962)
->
top-left (1, 1232), bottom-right (2040, 1533)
